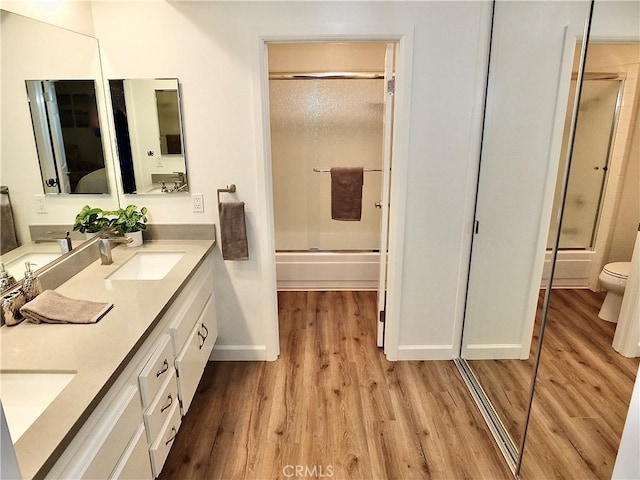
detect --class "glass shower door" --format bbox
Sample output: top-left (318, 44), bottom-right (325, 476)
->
top-left (555, 78), bottom-right (622, 249)
top-left (269, 78), bottom-right (384, 251)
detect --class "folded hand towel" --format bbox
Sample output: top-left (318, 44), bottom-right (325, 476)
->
top-left (331, 167), bottom-right (364, 221)
top-left (219, 202), bottom-right (249, 261)
top-left (20, 290), bottom-right (113, 324)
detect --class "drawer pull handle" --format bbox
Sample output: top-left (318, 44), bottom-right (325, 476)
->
top-left (160, 394), bottom-right (173, 413)
top-left (201, 323), bottom-right (209, 340)
top-left (197, 331), bottom-right (205, 350)
top-left (156, 359), bottom-right (169, 378)
top-left (165, 426), bottom-right (177, 446)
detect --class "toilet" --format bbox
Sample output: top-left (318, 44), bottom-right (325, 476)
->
top-left (598, 262), bottom-right (631, 323)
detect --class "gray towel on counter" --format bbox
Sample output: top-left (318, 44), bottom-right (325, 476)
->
top-left (331, 167), bottom-right (364, 221)
top-left (20, 290), bottom-right (113, 324)
top-left (219, 202), bottom-right (249, 261)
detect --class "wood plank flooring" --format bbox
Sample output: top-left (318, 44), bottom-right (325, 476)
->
top-left (160, 291), bottom-right (513, 480)
top-left (470, 289), bottom-right (639, 480)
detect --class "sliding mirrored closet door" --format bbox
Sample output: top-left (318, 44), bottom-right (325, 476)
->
top-left (459, 0), bottom-right (640, 477)
top-left (457, 0), bottom-right (594, 473)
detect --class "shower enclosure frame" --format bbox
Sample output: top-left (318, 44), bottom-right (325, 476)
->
top-left (252, 26), bottom-right (416, 361)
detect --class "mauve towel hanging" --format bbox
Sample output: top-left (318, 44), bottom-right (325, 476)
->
top-left (219, 201), bottom-right (249, 260)
top-left (331, 167), bottom-right (364, 221)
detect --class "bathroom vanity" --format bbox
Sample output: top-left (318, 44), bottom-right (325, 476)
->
top-left (0, 239), bottom-right (216, 479)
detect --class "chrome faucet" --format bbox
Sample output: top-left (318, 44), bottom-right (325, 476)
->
top-left (162, 172), bottom-right (187, 193)
top-left (36, 231), bottom-right (72, 254)
top-left (99, 235), bottom-right (133, 265)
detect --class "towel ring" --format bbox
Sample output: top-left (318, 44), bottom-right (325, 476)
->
top-left (217, 184), bottom-right (237, 205)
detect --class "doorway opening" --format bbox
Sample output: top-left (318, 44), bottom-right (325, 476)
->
top-left (266, 42), bottom-right (396, 348)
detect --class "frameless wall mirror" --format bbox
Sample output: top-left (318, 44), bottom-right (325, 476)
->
top-left (108, 78), bottom-right (188, 194)
top-left (1, 9), bottom-right (118, 292)
top-left (25, 79), bottom-right (109, 195)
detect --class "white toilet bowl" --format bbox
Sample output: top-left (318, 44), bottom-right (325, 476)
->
top-left (598, 262), bottom-right (630, 323)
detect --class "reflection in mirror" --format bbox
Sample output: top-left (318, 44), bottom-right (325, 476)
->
top-left (109, 79), bottom-right (188, 194)
top-left (1, 9), bottom-right (117, 292)
top-left (519, 40), bottom-right (640, 478)
top-left (456, 0), bottom-right (593, 474)
top-left (26, 80), bottom-right (108, 195)
top-left (156, 89), bottom-right (183, 155)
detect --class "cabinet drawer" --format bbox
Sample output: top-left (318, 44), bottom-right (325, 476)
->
top-left (139, 335), bottom-right (174, 406)
top-left (149, 401), bottom-right (181, 478)
top-left (81, 386), bottom-right (142, 480)
top-left (110, 424), bottom-right (152, 480)
top-left (143, 369), bottom-right (179, 443)
top-left (169, 270), bottom-right (213, 355)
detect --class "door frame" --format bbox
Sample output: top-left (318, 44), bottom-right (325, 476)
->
top-left (252, 26), bottom-right (414, 361)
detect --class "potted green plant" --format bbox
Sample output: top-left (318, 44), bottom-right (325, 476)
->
top-left (73, 205), bottom-right (112, 237)
top-left (111, 205), bottom-right (148, 247)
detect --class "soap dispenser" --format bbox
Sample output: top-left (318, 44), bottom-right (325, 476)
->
top-left (0, 263), bottom-right (16, 291)
top-left (23, 262), bottom-right (42, 301)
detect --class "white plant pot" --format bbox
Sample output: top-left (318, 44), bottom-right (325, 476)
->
top-left (127, 230), bottom-right (143, 247)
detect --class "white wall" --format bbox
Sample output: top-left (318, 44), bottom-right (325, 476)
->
top-left (0, 0), bottom-right (94, 36)
top-left (92, 1), bottom-right (492, 360)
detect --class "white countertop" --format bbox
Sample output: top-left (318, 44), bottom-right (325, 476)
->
top-left (0, 239), bottom-right (215, 480)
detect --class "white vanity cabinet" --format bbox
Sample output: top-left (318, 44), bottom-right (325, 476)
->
top-left (45, 252), bottom-right (217, 480)
top-left (168, 258), bottom-right (217, 416)
top-left (174, 295), bottom-right (216, 414)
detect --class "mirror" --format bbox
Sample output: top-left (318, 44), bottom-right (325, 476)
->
top-left (25, 79), bottom-right (109, 194)
top-left (458, 0), bottom-right (640, 477)
top-left (108, 78), bottom-right (189, 194)
top-left (519, 23), bottom-right (640, 480)
top-left (0, 9), bottom-right (118, 289)
top-left (456, 0), bottom-right (594, 472)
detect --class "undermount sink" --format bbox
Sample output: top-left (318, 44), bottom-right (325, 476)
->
top-left (0, 371), bottom-right (76, 442)
top-left (105, 251), bottom-right (185, 281)
top-left (4, 252), bottom-right (61, 280)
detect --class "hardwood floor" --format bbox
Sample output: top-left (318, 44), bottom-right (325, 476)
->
top-left (471, 289), bottom-right (639, 480)
top-left (161, 291), bottom-right (513, 480)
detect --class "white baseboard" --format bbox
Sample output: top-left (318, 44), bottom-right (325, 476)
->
top-left (462, 343), bottom-right (525, 360)
top-left (210, 345), bottom-right (268, 361)
top-left (395, 344), bottom-right (457, 360)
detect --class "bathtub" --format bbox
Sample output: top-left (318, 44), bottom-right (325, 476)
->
top-left (541, 249), bottom-right (596, 288)
top-left (275, 251), bottom-right (380, 291)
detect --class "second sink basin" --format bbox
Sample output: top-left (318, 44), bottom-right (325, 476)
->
top-left (4, 252), bottom-right (61, 280)
top-left (106, 251), bottom-right (185, 281)
top-left (0, 371), bottom-right (77, 442)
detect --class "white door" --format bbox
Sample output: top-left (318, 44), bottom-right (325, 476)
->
top-left (42, 81), bottom-right (71, 193)
top-left (377, 43), bottom-right (396, 347)
top-left (26, 81), bottom-right (59, 193)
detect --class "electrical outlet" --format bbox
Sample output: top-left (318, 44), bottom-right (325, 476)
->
top-left (34, 194), bottom-right (47, 214)
top-left (192, 193), bottom-right (204, 213)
